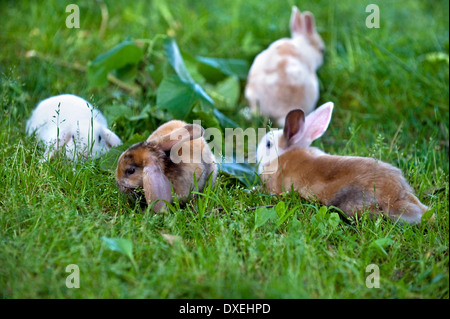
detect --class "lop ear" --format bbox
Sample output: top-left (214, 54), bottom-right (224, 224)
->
top-left (155, 124), bottom-right (204, 152)
top-left (143, 163), bottom-right (173, 212)
top-left (290, 6), bottom-right (304, 38)
top-left (102, 128), bottom-right (122, 148)
top-left (303, 102), bottom-right (334, 145)
top-left (283, 109), bottom-right (306, 147)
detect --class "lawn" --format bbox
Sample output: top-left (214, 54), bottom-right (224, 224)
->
top-left (0, 0), bottom-right (448, 299)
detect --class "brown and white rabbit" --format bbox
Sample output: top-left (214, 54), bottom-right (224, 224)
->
top-left (245, 6), bottom-right (325, 126)
top-left (256, 102), bottom-right (429, 224)
top-left (116, 120), bottom-right (217, 212)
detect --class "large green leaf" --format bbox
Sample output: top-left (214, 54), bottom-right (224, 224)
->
top-left (113, 63), bottom-right (139, 83)
top-left (162, 37), bottom-right (194, 83)
top-left (156, 74), bottom-right (201, 119)
top-left (212, 108), bottom-right (238, 128)
top-left (186, 103), bottom-right (221, 131)
top-left (207, 75), bottom-right (240, 110)
top-left (158, 38), bottom-right (215, 118)
top-left (218, 162), bottom-right (257, 187)
top-left (87, 40), bottom-right (144, 88)
top-left (196, 56), bottom-right (250, 80)
top-left (103, 103), bottom-right (131, 123)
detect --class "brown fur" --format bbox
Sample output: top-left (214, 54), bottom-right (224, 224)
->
top-left (116, 120), bottom-right (217, 210)
top-left (276, 43), bottom-right (303, 60)
top-left (262, 148), bottom-right (429, 224)
top-left (274, 58), bottom-right (308, 112)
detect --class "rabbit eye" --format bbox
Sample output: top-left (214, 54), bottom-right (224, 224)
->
top-left (126, 168), bottom-right (136, 175)
top-left (98, 135), bottom-right (102, 142)
top-left (266, 140), bottom-right (272, 148)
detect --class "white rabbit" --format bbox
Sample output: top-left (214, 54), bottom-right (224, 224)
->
top-left (26, 94), bottom-right (122, 160)
top-left (256, 102), bottom-right (430, 224)
top-left (245, 6), bottom-right (325, 126)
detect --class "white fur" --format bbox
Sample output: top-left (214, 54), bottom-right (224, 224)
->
top-left (257, 102), bottom-right (333, 174)
top-left (245, 6), bottom-right (325, 126)
top-left (256, 129), bottom-right (283, 174)
top-left (26, 94), bottom-right (122, 160)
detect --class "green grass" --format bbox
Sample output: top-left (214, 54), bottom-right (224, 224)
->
top-left (0, 0), bottom-right (448, 298)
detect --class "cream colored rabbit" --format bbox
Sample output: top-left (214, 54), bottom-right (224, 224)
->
top-left (256, 102), bottom-right (429, 224)
top-left (245, 6), bottom-right (325, 126)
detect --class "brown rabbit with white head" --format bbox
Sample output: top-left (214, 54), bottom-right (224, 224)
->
top-left (256, 102), bottom-right (429, 224)
top-left (245, 6), bottom-right (325, 126)
top-left (116, 120), bottom-right (217, 212)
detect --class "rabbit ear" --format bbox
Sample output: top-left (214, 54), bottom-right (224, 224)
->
top-left (283, 109), bottom-right (306, 147)
top-left (303, 11), bottom-right (316, 35)
top-left (102, 128), bottom-right (122, 148)
top-left (290, 6), bottom-right (304, 37)
top-left (155, 124), bottom-right (204, 152)
top-left (143, 163), bottom-right (172, 212)
top-left (303, 102), bottom-right (334, 145)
